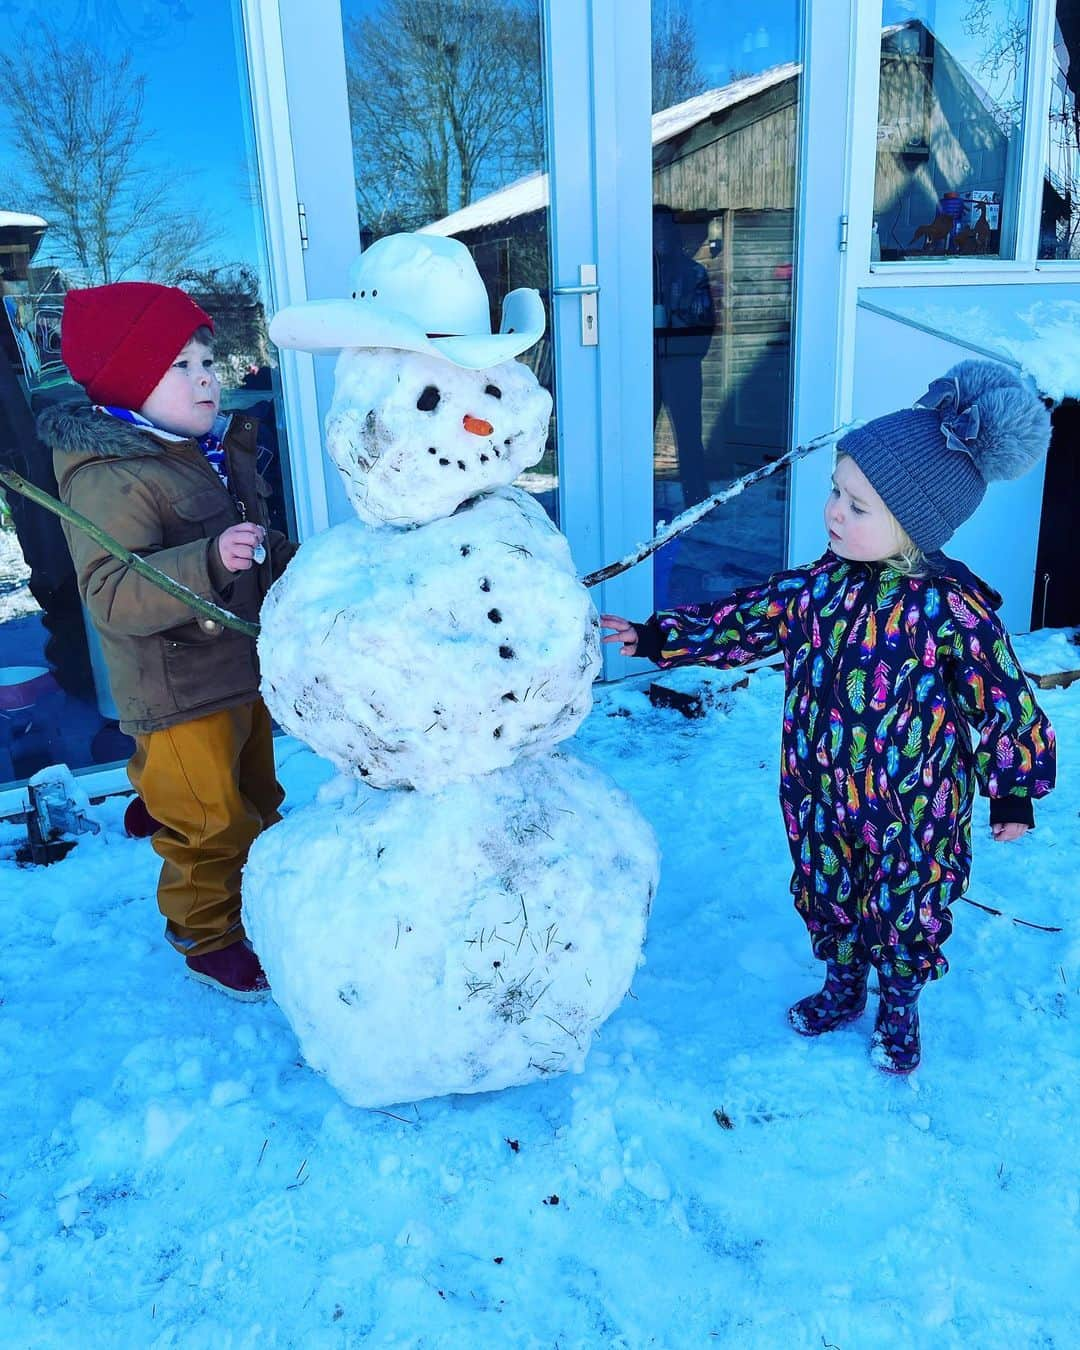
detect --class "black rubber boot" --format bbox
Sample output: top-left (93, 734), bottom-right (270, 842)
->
top-left (788, 958), bottom-right (869, 1036)
top-left (871, 975), bottom-right (922, 1074)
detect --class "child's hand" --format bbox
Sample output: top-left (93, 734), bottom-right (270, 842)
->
top-left (991, 822), bottom-right (1029, 842)
top-left (217, 523), bottom-right (266, 573)
top-left (601, 614), bottom-right (639, 657)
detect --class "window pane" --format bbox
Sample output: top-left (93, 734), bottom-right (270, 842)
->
top-left (0, 7), bottom-right (294, 789)
top-left (874, 1), bottom-right (1029, 262)
top-left (651, 2), bottom-right (800, 608)
top-left (339, 0), bottom-right (557, 524)
top-left (1040, 2), bottom-right (1080, 259)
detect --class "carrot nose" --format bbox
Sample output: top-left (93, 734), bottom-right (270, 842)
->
top-left (463, 414), bottom-right (493, 436)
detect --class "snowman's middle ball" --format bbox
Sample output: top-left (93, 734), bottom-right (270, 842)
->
top-left (326, 347), bottom-right (553, 527)
top-left (259, 488), bottom-right (601, 791)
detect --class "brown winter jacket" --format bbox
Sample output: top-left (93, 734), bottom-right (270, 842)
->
top-left (37, 403), bottom-right (297, 735)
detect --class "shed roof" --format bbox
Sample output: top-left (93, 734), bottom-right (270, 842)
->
top-left (423, 63), bottom-right (801, 237)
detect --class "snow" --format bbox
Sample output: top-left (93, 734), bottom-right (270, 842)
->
top-left (858, 287), bottom-right (1080, 401)
top-left (243, 752), bottom-right (658, 1108)
top-left (324, 347), bottom-right (552, 526)
top-left (1014, 625), bottom-right (1080, 677)
top-left (0, 210), bottom-right (47, 230)
top-left (0, 524), bottom-right (36, 625)
top-left (3, 666), bottom-right (1077, 1344)
top-left (258, 487), bottom-right (601, 790)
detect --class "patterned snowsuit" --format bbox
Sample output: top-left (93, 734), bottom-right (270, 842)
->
top-left (644, 552), bottom-right (1056, 985)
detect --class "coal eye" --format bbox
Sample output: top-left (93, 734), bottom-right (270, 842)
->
top-left (484, 384), bottom-right (502, 399)
top-left (416, 386), bottom-right (440, 412)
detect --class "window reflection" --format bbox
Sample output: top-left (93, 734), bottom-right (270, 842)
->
top-left (340, 0), bottom-right (557, 521)
top-left (1040, 2), bottom-right (1080, 259)
top-left (651, 2), bottom-right (799, 609)
top-left (0, 9), bottom-right (292, 788)
top-left (874, 1), bottom-right (1029, 262)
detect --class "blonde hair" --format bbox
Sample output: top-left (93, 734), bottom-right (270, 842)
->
top-left (834, 453), bottom-right (927, 576)
top-left (881, 531), bottom-right (926, 577)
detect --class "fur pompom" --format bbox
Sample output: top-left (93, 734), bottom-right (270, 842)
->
top-left (942, 359), bottom-right (1051, 482)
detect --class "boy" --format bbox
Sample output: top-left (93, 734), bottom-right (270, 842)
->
top-left (38, 282), bottom-right (296, 1000)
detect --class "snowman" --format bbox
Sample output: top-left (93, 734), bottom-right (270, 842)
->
top-left (243, 234), bottom-right (659, 1110)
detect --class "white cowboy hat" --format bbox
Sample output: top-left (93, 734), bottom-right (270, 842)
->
top-left (268, 232), bottom-right (546, 370)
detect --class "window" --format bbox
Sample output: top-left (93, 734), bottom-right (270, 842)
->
top-left (873, 1), bottom-right (1030, 261)
top-left (1040, 1), bottom-right (1080, 259)
top-left (0, 7), bottom-right (294, 788)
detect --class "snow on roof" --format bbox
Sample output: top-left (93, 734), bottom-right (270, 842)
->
top-left (423, 63), bottom-right (801, 237)
top-left (649, 62), bottom-right (800, 144)
top-left (421, 171), bottom-right (548, 238)
top-left (860, 285), bottom-right (1080, 401)
top-left (0, 211), bottom-right (48, 230)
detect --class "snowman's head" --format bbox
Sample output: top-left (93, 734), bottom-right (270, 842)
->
top-left (326, 347), bottom-right (553, 527)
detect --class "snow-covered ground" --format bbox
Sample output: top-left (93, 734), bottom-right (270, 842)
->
top-left (0, 524), bottom-right (37, 625)
top-left (1, 663), bottom-right (1077, 1347)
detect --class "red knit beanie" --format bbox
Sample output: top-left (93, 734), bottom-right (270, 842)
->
top-left (61, 282), bottom-right (214, 409)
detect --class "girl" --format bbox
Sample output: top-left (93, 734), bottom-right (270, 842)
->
top-left (603, 361), bottom-right (1056, 1073)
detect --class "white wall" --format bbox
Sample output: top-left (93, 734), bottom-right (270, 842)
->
top-left (852, 306), bottom-right (1046, 633)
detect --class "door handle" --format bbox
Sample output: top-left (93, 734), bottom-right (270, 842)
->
top-left (553, 265), bottom-right (598, 346)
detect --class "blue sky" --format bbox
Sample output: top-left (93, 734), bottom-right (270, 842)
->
top-left (2, 1), bottom-right (262, 279)
top-left (654, 0), bottom-right (801, 83)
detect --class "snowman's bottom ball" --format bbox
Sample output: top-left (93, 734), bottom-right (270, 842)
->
top-left (243, 753), bottom-right (659, 1109)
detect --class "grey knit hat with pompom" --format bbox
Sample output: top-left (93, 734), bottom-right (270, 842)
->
top-left (838, 359), bottom-right (1051, 553)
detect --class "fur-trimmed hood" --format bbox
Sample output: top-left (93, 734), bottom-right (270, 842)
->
top-left (39, 402), bottom-right (244, 499)
top-left (37, 400), bottom-right (179, 460)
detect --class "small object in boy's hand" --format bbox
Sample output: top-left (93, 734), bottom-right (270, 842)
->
top-left (252, 542), bottom-right (267, 565)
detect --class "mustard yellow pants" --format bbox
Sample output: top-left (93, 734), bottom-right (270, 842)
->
top-left (127, 699), bottom-right (284, 956)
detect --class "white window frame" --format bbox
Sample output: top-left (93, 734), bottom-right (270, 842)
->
top-left (846, 0), bottom-right (1080, 289)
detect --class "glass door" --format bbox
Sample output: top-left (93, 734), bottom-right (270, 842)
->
top-left (273, 0), bottom-right (654, 665)
top-left (650, 1), bottom-right (802, 608)
top-left (279, 0), bottom-right (560, 525)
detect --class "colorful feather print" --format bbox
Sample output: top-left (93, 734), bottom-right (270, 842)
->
top-left (947, 591), bottom-right (980, 629)
top-left (870, 660), bottom-right (890, 710)
top-left (898, 761), bottom-right (923, 795)
top-left (846, 668), bottom-right (866, 714)
top-left (927, 696), bottom-right (946, 748)
top-left (849, 724), bottom-right (868, 773)
top-left (860, 611), bottom-right (878, 659)
top-left (828, 708), bottom-right (844, 759)
top-left (874, 704), bottom-right (900, 753)
top-left (881, 820), bottom-right (904, 853)
top-left (991, 687), bottom-right (1013, 726)
top-left (893, 657), bottom-right (919, 695)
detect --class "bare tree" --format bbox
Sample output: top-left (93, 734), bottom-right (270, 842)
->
top-left (174, 263), bottom-right (270, 387)
top-left (0, 25), bottom-right (219, 285)
top-left (652, 7), bottom-right (707, 114)
top-left (346, 0), bottom-right (545, 234)
top-left (962, 0), bottom-right (1028, 133)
